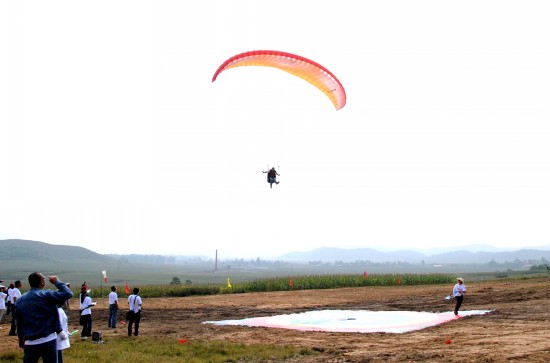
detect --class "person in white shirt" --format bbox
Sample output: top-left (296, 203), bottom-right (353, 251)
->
top-left (108, 286), bottom-right (119, 328)
top-left (451, 277), bottom-right (467, 315)
top-left (127, 287), bottom-right (143, 336)
top-left (0, 285), bottom-right (7, 324)
top-left (79, 286), bottom-right (96, 340)
top-left (9, 280), bottom-right (22, 336)
top-left (6, 284), bottom-right (14, 316)
top-left (57, 303), bottom-right (70, 363)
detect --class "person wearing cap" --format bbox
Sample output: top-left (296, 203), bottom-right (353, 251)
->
top-left (0, 285), bottom-right (7, 324)
top-left (14, 272), bottom-right (73, 362)
top-left (451, 277), bottom-right (467, 315)
top-left (79, 284), bottom-right (96, 340)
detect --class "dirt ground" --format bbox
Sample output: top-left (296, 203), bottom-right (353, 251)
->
top-left (2, 277), bottom-right (549, 362)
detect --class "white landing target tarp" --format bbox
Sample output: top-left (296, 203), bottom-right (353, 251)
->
top-left (204, 309), bottom-right (493, 334)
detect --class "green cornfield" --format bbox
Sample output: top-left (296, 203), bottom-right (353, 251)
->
top-left (222, 273), bottom-right (454, 294)
top-left (87, 273), bottom-right (454, 299)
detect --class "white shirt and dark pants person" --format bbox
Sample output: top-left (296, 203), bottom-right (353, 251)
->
top-left (56, 306), bottom-right (70, 363)
top-left (79, 292), bottom-right (94, 339)
top-left (452, 278), bottom-right (467, 315)
top-left (9, 281), bottom-right (22, 336)
top-left (127, 288), bottom-right (143, 336)
top-left (108, 287), bottom-right (118, 328)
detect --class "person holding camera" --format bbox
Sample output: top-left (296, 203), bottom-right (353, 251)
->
top-left (127, 288), bottom-right (142, 336)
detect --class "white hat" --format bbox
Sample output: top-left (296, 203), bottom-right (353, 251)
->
top-left (0, 285), bottom-right (5, 289)
top-left (456, 277), bottom-right (464, 282)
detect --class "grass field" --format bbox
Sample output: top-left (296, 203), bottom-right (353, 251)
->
top-left (1, 273), bottom-right (549, 362)
top-left (0, 336), bottom-right (315, 362)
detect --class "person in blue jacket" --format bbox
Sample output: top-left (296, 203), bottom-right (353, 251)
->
top-left (15, 272), bottom-right (73, 363)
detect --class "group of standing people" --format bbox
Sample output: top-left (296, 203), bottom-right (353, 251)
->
top-left (78, 284), bottom-right (142, 338)
top-left (0, 280), bottom-right (23, 336)
top-left (4, 272), bottom-right (143, 363)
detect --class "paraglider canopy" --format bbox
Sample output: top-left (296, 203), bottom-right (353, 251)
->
top-left (212, 50), bottom-right (346, 110)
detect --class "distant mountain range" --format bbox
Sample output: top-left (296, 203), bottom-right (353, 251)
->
top-left (2, 239), bottom-right (549, 266)
top-left (279, 246), bottom-right (550, 264)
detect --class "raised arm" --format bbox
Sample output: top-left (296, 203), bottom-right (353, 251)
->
top-left (48, 276), bottom-right (73, 301)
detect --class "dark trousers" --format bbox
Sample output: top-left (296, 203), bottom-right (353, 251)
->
top-left (127, 311), bottom-right (141, 336)
top-left (108, 304), bottom-right (118, 328)
top-left (23, 338), bottom-right (58, 363)
top-left (454, 295), bottom-right (464, 314)
top-left (81, 314), bottom-right (92, 337)
top-left (9, 310), bottom-right (17, 335)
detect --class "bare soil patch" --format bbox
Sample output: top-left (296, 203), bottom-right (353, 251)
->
top-left (3, 277), bottom-right (549, 362)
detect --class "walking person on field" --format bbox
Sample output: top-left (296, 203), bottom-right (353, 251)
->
top-left (108, 286), bottom-right (118, 328)
top-left (451, 277), bottom-right (467, 315)
top-left (127, 288), bottom-right (142, 336)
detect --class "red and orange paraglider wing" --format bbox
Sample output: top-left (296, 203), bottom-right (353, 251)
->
top-left (212, 50), bottom-right (346, 110)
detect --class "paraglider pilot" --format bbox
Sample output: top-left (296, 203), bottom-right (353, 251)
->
top-left (262, 167), bottom-right (280, 188)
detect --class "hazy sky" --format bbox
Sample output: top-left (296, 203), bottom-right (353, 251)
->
top-left (1, 1), bottom-right (549, 258)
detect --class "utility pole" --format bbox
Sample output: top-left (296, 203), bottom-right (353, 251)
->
top-left (215, 249), bottom-right (218, 271)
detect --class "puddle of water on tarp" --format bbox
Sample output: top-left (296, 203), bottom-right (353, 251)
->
top-left (203, 309), bottom-right (493, 333)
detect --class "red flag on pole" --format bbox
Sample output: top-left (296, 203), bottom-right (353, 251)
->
top-left (125, 281), bottom-right (129, 294)
top-left (289, 279), bottom-right (293, 287)
top-left (102, 270), bottom-right (107, 283)
top-left (397, 276), bottom-right (401, 285)
top-left (363, 271), bottom-right (367, 278)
